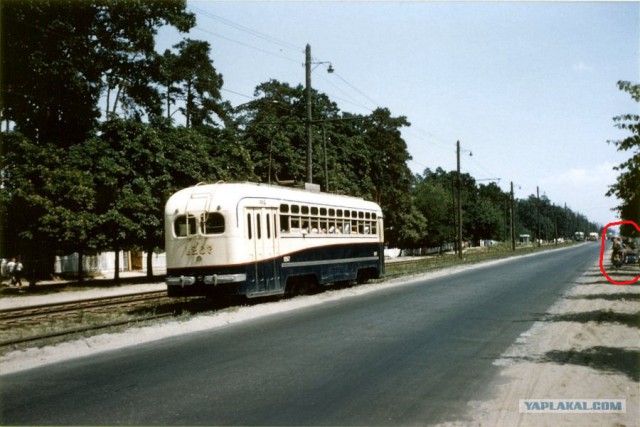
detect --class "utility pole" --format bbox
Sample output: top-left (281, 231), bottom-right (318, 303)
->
top-left (323, 126), bottom-right (329, 191)
top-left (456, 140), bottom-right (463, 259)
top-left (564, 203), bottom-right (568, 240)
top-left (451, 178), bottom-right (457, 254)
top-left (554, 206), bottom-right (558, 245)
top-left (537, 186), bottom-right (541, 247)
top-left (305, 44), bottom-right (313, 184)
top-left (510, 181), bottom-right (516, 251)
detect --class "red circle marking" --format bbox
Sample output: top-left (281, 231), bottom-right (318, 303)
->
top-left (599, 220), bottom-right (640, 285)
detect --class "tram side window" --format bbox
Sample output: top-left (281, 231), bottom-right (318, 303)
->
top-left (291, 216), bottom-right (301, 230)
top-left (279, 204), bottom-right (290, 232)
top-left (280, 214), bottom-right (290, 232)
top-left (290, 205), bottom-right (300, 229)
top-left (276, 203), bottom-right (380, 237)
top-left (203, 212), bottom-right (225, 235)
top-left (174, 215), bottom-right (197, 237)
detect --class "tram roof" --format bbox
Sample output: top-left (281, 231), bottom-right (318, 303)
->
top-left (166, 182), bottom-right (382, 213)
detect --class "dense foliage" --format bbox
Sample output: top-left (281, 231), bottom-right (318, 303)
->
top-left (412, 168), bottom-right (597, 251)
top-left (607, 81), bottom-right (640, 238)
top-left (0, 1), bottom-right (603, 282)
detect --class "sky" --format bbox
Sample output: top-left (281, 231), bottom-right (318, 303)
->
top-left (159, 1), bottom-right (639, 227)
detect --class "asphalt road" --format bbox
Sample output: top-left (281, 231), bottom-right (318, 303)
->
top-left (1, 243), bottom-right (600, 425)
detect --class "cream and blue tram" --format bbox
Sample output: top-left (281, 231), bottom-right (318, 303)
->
top-left (164, 182), bottom-right (385, 297)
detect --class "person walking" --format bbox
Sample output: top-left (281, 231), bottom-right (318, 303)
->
top-left (6, 258), bottom-right (16, 286)
top-left (13, 257), bottom-right (23, 287)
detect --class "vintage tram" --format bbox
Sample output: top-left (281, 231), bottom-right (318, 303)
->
top-left (164, 182), bottom-right (384, 298)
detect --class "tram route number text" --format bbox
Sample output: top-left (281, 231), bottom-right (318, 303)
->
top-left (187, 245), bottom-right (213, 256)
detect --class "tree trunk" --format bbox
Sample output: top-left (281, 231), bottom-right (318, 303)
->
top-left (114, 249), bottom-right (120, 283)
top-left (77, 252), bottom-right (84, 283)
top-left (146, 248), bottom-right (154, 278)
top-left (185, 80), bottom-right (192, 128)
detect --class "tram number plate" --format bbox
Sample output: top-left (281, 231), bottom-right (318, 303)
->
top-left (187, 245), bottom-right (213, 256)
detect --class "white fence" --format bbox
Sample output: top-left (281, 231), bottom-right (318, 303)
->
top-left (55, 251), bottom-right (166, 275)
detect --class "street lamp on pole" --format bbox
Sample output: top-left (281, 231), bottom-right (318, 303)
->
top-left (305, 43), bottom-right (333, 184)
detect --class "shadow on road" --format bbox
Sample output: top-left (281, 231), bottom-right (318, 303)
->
top-left (567, 293), bottom-right (640, 302)
top-left (543, 310), bottom-right (640, 329)
top-left (541, 346), bottom-right (640, 382)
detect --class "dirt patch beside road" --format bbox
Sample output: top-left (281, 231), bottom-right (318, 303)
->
top-left (450, 258), bottom-right (639, 426)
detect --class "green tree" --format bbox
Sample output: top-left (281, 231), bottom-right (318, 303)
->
top-left (236, 80), bottom-right (308, 184)
top-left (475, 182), bottom-right (509, 242)
top-left (361, 108), bottom-right (426, 247)
top-left (80, 120), bottom-right (165, 281)
top-left (1, 133), bottom-right (97, 282)
top-left (414, 168), bottom-right (456, 249)
top-left (607, 80), bottom-right (640, 238)
top-left (1, 0), bottom-right (195, 146)
top-left (466, 197), bottom-right (504, 244)
top-left (159, 39), bottom-right (227, 128)
top-left (323, 113), bottom-right (374, 197)
top-left (1, 0), bottom-right (196, 280)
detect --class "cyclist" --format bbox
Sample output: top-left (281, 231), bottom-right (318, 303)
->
top-left (612, 238), bottom-right (625, 267)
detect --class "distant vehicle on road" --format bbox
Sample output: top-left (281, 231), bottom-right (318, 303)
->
top-left (164, 182), bottom-right (385, 298)
top-left (574, 231), bottom-right (585, 241)
top-left (588, 232), bottom-right (598, 241)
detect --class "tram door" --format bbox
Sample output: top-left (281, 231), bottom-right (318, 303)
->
top-left (246, 207), bottom-right (280, 294)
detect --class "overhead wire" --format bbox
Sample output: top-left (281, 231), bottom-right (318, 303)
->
top-left (332, 72), bottom-right (380, 110)
top-left (187, 6), bottom-right (509, 189)
top-left (192, 26), bottom-right (301, 64)
top-left (189, 5), bottom-right (302, 53)
top-left (315, 73), bottom-right (375, 113)
top-left (188, 6), bottom-right (384, 117)
top-left (220, 88), bottom-right (255, 101)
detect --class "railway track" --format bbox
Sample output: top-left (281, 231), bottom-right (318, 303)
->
top-left (0, 291), bottom-right (169, 325)
top-left (0, 291), bottom-right (175, 348)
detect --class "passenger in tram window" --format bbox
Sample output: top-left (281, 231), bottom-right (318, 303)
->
top-left (329, 225), bottom-right (336, 234)
top-left (311, 223), bottom-right (319, 233)
top-left (344, 223), bottom-right (351, 234)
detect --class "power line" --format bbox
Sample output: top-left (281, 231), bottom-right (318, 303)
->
top-left (315, 73), bottom-right (375, 113)
top-left (192, 27), bottom-right (301, 64)
top-left (189, 5), bottom-right (302, 53)
top-left (220, 88), bottom-right (255, 100)
top-left (188, 8), bottom-right (391, 125)
top-left (191, 5), bottom-right (508, 188)
top-left (332, 72), bottom-right (380, 109)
